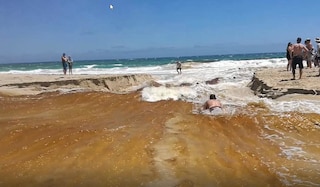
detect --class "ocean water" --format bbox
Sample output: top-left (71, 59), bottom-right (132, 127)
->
top-left (1, 53), bottom-right (320, 186)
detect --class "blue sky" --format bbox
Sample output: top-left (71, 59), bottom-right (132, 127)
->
top-left (0, 0), bottom-right (319, 63)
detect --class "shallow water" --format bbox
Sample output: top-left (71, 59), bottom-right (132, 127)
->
top-left (1, 91), bottom-right (320, 186)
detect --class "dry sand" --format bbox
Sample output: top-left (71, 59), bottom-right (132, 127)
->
top-left (249, 67), bottom-right (320, 100)
top-left (0, 74), bottom-right (154, 96)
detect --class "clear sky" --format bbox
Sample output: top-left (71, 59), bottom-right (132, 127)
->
top-left (1, 0), bottom-right (319, 63)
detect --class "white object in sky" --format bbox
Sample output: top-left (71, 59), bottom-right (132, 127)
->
top-left (109, 4), bottom-right (113, 10)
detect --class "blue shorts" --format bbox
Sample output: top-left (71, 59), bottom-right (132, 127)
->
top-left (62, 62), bottom-right (68, 70)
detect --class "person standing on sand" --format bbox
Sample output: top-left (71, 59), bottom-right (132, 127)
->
top-left (291, 37), bottom-right (309, 80)
top-left (316, 38), bottom-right (320, 75)
top-left (176, 61), bottom-right (182, 74)
top-left (67, 56), bottom-right (73, 75)
top-left (61, 53), bottom-right (68, 75)
top-left (305, 38), bottom-right (313, 68)
top-left (286, 42), bottom-right (293, 71)
top-left (203, 94), bottom-right (223, 112)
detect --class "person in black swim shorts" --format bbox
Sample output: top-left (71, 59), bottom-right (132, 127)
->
top-left (290, 37), bottom-right (309, 79)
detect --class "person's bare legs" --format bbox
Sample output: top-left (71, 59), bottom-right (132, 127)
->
top-left (299, 68), bottom-right (302, 79)
top-left (292, 64), bottom-right (296, 80)
top-left (308, 59), bottom-right (312, 68)
top-left (287, 60), bottom-right (292, 71)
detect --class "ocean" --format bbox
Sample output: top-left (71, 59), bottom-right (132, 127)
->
top-left (1, 52), bottom-right (320, 186)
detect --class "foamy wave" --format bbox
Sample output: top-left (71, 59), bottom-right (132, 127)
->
top-left (265, 100), bottom-right (320, 114)
top-left (261, 123), bottom-right (320, 186)
top-left (141, 86), bottom-right (198, 102)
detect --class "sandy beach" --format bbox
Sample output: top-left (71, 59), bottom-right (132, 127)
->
top-left (249, 67), bottom-right (320, 100)
top-left (0, 73), bottom-right (154, 96)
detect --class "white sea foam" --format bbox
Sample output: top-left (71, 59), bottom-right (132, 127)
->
top-left (280, 145), bottom-right (306, 160)
top-left (141, 86), bottom-right (198, 103)
top-left (139, 58), bottom-right (319, 114)
top-left (265, 100), bottom-right (320, 114)
top-left (261, 123), bottom-right (320, 186)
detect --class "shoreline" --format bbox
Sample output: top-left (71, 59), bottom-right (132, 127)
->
top-left (1, 67), bottom-right (320, 100)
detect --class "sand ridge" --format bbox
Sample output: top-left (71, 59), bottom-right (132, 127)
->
top-left (0, 74), bottom-right (154, 96)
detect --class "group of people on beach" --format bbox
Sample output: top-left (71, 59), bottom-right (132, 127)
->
top-left (205, 37), bottom-right (320, 113)
top-left (286, 37), bottom-right (320, 79)
top-left (61, 53), bottom-right (73, 75)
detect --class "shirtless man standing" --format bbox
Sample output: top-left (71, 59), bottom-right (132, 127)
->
top-left (203, 94), bottom-right (223, 112)
top-left (291, 37), bottom-right (309, 79)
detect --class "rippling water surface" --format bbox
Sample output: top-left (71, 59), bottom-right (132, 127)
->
top-left (1, 92), bottom-right (320, 186)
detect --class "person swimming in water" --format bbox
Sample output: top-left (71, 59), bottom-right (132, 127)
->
top-left (203, 94), bottom-right (223, 112)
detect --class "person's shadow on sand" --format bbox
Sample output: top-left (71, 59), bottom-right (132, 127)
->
top-left (306, 74), bottom-right (319, 78)
top-left (280, 77), bottom-right (303, 81)
top-left (280, 79), bottom-right (294, 82)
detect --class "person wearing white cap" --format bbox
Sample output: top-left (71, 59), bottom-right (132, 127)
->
top-left (314, 38), bottom-right (320, 66)
top-left (315, 38), bottom-right (320, 75)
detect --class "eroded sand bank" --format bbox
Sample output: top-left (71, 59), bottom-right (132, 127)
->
top-left (0, 74), bottom-right (154, 96)
top-left (249, 67), bottom-right (320, 100)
